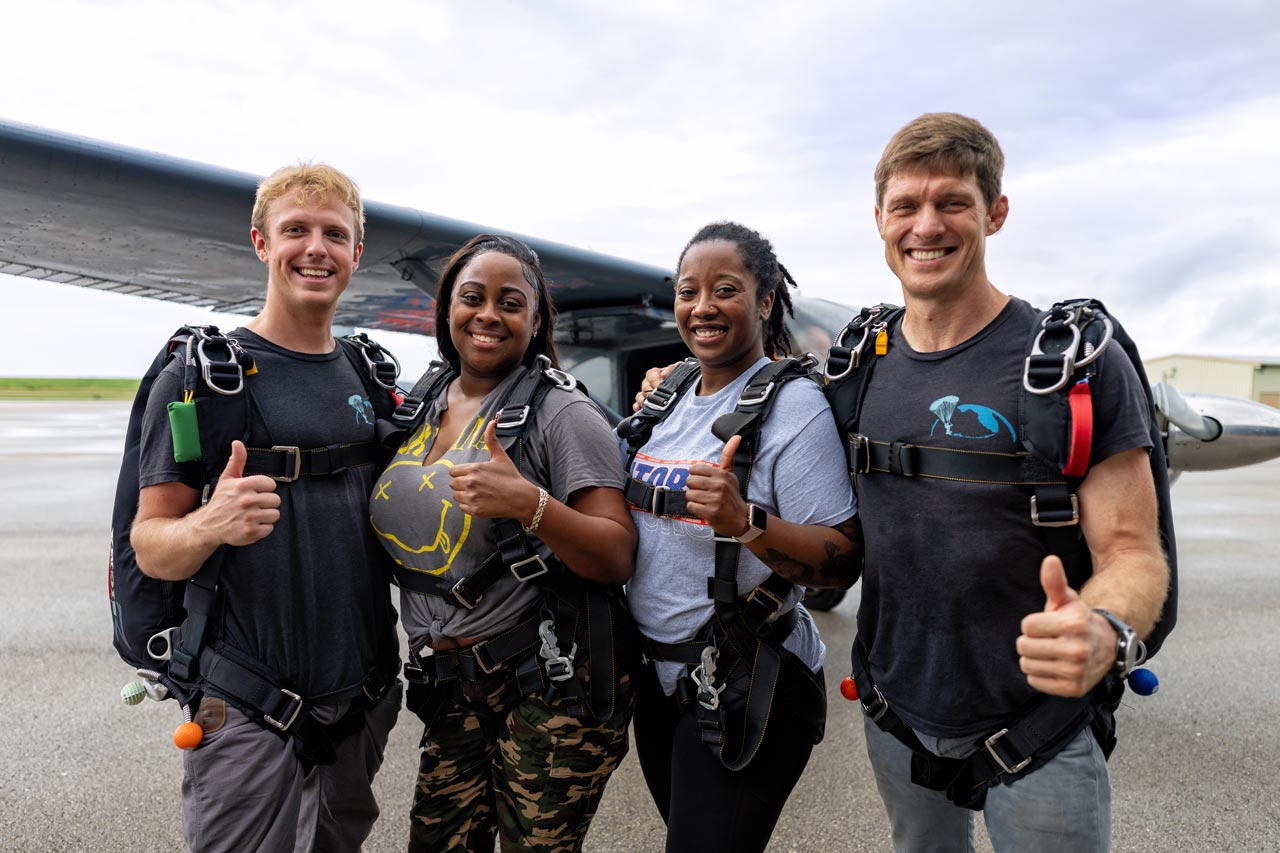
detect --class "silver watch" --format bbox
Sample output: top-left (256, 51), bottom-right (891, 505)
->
top-left (1093, 609), bottom-right (1146, 677)
top-left (734, 504), bottom-right (768, 543)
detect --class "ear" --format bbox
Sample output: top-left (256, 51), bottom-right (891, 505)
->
top-left (352, 241), bottom-right (363, 271)
top-left (874, 206), bottom-right (886, 238)
top-left (251, 227), bottom-right (269, 263)
top-left (987, 195), bottom-right (1009, 236)
top-left (758, 288), bottom-right (775, 322)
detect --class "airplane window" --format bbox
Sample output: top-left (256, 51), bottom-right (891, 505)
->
top-left (559, 349), bottom-right (617, 412)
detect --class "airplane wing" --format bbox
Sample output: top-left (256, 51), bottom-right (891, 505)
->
top-left (0, 118), bottom-right (672, 332)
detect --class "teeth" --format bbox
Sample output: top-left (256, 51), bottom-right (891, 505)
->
top-left (298, 268), bottom-right (330, 277)
top-left (694, 328), bottom-right (726, 338)
top-left (909, 249), bottom-right (948, 261)
top-left (472, 334), bottom-right (502, 343)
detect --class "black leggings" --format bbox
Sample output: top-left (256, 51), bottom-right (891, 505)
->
top-left (632, 654), bottom-right (826, 853)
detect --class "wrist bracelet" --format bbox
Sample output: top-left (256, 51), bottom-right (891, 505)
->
top-left (524, 487), bottom-right (549, 533)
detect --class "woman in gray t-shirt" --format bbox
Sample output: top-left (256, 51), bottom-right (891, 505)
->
top-left (624, 222), bottom-right (862, 853)
top-left (369, 234), bottom-right (637, 853)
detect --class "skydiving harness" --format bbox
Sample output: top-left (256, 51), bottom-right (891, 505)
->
top-left (823, 298), bottom-right (1178, 809)
top-left (386, 356), bottom-right (635, 725)
top-left (111, 325), bottom-right (403, 765)
top-left (617, 354), bottom-right (819, 770)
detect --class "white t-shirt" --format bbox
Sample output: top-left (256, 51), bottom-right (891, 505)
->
top-left (625, 357), bottom-right (857, 693)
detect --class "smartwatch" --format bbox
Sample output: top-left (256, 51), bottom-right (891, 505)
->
top-left (734, 504), bottom-right (768, 543)
top-left (1093, 609), bottom-right (1145, 677)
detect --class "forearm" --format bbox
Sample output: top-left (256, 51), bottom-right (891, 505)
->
top-left (509, 483), bottom-right (637, 585)
top-left (749, 514), bottom-right (861, 589)
top-left (131, 511), bottom-right (221, 581)
top-left (1080, 548), bottom-right (1169, 640)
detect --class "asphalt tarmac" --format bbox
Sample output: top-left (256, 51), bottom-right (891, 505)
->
top-left (0, 400), bottom-right (1275, 852)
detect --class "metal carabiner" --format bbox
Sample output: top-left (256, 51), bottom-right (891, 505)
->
top-left (1023, 316), bottom-right (1081, 396)
top-left (537, 619), bottom-right (577, 682)
top-left (691, 645), bottom-right (725, 711)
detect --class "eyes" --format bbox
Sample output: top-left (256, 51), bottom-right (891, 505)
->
top-left (888, 199), bottom-right (970, 215)
top-left (281, 224), bottom-right (350, 241)
top-left (676, 283), bottom-right (742, 300)
top-left (456, 289), bottom-right (529, 311)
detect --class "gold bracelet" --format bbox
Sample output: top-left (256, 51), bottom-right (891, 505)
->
top-left (523, 487), bottom-right (549, 533)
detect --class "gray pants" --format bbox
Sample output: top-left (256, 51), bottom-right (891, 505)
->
top-left (863, 716), bottom-right (1111, 853)
top-left (181, 681), bottom-right (402, 853)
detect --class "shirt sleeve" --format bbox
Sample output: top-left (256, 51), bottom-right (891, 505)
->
top-left (528, 392), bottom-right (628, 504)
top-left (137, 364), bottom-right (204, 490)
top-left (1089, 344), bottom-right (1154, 466)
top-left (763, 382), bottom-right (858, 527)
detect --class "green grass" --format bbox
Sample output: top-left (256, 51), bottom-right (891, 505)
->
top-left (0, 378), bottom-right (140, 400)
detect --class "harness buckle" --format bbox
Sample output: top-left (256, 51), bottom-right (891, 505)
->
top-left (849, 434), bottom-right (871, 475)
top-left (737, 380), bottom-right (778, 408)
top-left (359, 342), bottom-right (401, 391)
top-left (1030, 494), bottom-right (1079, 527)
top-left (197, 337), bottom-right (245, 396)
top-left (510, 554), bottom-right (549, 582)
top-left (263, 688), bottom-right (304, 732)
top-left (691, 645), bottom-right (725, 711)
top-left (649, 485), bottom-right (669, 516)
top-left (392, 398), bottom-right (425, 426)
top-left (471, 640), bottom-right (501, 675)
top-left (270, 446), bottom-right (302, 482)
top-left (450, 578), bottom-right (479, 610)
top-left (495, 405), bottom-right (530, 430)
top-left (536, 354), bottom-right (578, 391)
top-left (860, 684), bottom-right (890, 723)
top-left (1023, 314), bottom-right (1082, 395)
top-left (983, 727), bottom-right (1033, 776)
top-left (746, 584), bottom-right (785, 618)
top-left (537, 619), bottom-right (577, 682)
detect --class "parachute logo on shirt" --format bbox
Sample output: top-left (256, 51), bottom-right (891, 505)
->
top-left (928, 395), bottom-right (1016, 441)
top-left (348, 394), bottom-right (374, 425)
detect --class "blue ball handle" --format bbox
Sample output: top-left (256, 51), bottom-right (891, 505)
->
top-left (1127, 667), bottom-right (1159, 696)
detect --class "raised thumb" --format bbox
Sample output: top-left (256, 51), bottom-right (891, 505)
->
top-left (222, 440), bottom-right (247, 479)
top-left (1040, 555), bottom-right (1078, 612)
top-left (719, 434), bottom-right (741, 471)
top-left (483, 419), bottom-right (510, 464)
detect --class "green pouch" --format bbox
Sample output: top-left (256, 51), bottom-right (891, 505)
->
top-left (167, 400), bottom-right (202, 462)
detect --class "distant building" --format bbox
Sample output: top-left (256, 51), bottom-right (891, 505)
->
top-left (1145, 355), bottom-right (1280, 409)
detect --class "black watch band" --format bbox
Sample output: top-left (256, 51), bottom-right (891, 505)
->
top-left (1093, 608), bottom-right (1144, 676)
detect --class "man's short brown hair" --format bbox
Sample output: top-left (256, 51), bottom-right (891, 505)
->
top-left (252, 163), bottom-right (365, 245)
top-left (875, 113), bottom-right (1004, 209)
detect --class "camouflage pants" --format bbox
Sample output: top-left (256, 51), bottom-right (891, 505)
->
top-left (408, 668), bottom-right (633, 853)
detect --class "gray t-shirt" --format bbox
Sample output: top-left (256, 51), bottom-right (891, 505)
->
top-left (137, 328), bottom-right (397, 702)
top-left (369, 367), bottom-right (625, 649)
top-left (625, 357), bottom-right (858, 694)
top-left (856, 297), bottom-right (1154, 738)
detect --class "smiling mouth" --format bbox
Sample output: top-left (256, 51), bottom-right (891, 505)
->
top-left (469, 332), bottom-right (504, 344)
top-left (907, 248), bottom-right (955, 261)
top-left (691, 327), bottom-right (727, 340)
top-left (296, 267), bottom-right (332, 279)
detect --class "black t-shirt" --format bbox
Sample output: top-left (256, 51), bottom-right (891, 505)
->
top-left (138, 328), bottom-right (396, 702)
top-left (855, 298), bottom-right (1152, 738)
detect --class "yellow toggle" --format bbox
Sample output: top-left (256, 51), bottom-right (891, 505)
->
top-left (875, 329), bottom-right (889, 355)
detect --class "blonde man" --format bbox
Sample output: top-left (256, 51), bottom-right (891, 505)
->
top-left (132, 164), bottom-right (402, 853)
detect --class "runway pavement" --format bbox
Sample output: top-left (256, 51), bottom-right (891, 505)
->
top-left (0, 400), bottom-right (1275, 852)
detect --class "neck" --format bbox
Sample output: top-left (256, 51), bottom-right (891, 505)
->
top-left (698, 351), bottom-right (764, 397)
top-left (900, 282), bottom-right (1009, 353)
top-left (245, 301), bottom-right (337, 354)
top-left (455, 363), bottom-right (521, 400)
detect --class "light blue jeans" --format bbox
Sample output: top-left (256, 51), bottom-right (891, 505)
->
top-left (863, 716), bottom-right (1111, 853)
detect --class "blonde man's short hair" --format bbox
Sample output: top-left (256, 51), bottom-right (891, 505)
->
top-left (252, 163), bottom-right (365, 245)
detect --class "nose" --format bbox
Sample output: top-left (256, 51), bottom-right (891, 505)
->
top-left (691, 290), bottom-right (716, 317)
top-left (304, 227), bottom-right (328, 257)
top-left (911, 205), bottom-right (945, 240)
top-left (475, 298), bottom-right (500, 324)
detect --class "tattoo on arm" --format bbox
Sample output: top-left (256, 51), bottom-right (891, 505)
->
top-left (759, 515), bottom-right (862, 589)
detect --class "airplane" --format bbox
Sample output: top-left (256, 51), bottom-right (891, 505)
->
top-left (3, 117), bottom-right (1279, 611)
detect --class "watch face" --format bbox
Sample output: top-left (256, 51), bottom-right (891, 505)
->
top-left (749, 504), bottom-right (767, 532)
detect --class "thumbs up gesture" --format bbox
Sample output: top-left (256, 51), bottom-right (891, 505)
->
top-left (685, 435), bottom-right (750, 537)
top-left (1016, 556), bottom-right (1116, 697)
top-left (450, 420), bottom-right (540, 520)
top-left (202, 440), bottom-right (280, 546)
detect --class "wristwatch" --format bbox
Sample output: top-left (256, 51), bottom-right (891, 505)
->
top-left (734, 504), bottom-right (768, 543)
top-left (1092, 609), bottom-right (1145, 676)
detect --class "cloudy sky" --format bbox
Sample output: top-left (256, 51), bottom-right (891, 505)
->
top-left (1, 0), bottom-right (1277, 377)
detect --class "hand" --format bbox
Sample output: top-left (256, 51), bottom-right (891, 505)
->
top-left (684, 435), bottom-right (751, 537)
top-left (202, 440), bottom-right (280, 546)
top-left (632, 363), bottom-right (677, 411)
top-left (1016, 556), bottom-right (1117, 697)
top-left (450, 420), bottom-right (541, 521)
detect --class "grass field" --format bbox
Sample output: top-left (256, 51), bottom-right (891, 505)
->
top-left (0, 378), bottom-right (139, 400)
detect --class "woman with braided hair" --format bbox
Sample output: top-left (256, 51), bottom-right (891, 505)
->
top-left (620, 221), bottom-right (862, 851)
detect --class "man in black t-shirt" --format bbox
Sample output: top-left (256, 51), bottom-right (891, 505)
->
top-left (131, 163), bottom-right (400, 853)
top-left (852, 114), bottom-right (1169, 852)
